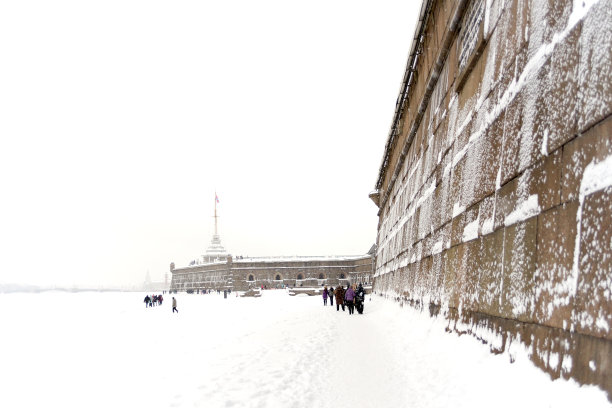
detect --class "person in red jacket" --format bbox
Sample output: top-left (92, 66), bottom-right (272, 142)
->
top-left (335, 285), bottom-right (345, 312)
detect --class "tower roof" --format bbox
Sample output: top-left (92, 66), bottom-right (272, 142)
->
top-left (205, 233), bottom-right (227, 257)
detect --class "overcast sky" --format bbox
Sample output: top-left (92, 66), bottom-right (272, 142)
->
top-left (0, 0), bottom-right (419, 288)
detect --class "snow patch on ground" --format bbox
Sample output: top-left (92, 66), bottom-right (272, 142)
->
top-left (0, 291), bottom-right (609, 408)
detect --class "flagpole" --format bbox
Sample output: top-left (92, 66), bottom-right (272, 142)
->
top-left (214, 192), bottom-right (218, 236)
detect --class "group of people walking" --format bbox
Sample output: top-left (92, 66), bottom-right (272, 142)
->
top-left (143, 294), bottom-right (163, 307)
top-left (322, 283), bottom-right (365, 315)
top-left (143, 294), bottom-right (178, 313)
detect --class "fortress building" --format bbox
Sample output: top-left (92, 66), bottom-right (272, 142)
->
top-left (170, 252), bottom-right (374, 293)
top-left (370, 0), bottom-right (611, 398)
top-left (170, 195), bottom-right (375, 292)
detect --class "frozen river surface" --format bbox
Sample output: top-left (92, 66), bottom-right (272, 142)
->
top-left (0, 290), bottom-right (608, 408)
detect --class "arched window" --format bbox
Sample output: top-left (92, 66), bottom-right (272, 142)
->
top-left (318, 273), bottom-right (325, 279)
top-left (297, 274), bottom-right (304, 280)
top-left (248, 275), bottom-right (254, 281)
top-left (339, 273), bottom-right (345, 279)
top-left (275, 275), bottom-right (281, 281)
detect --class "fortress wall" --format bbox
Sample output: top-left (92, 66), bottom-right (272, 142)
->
top-left (170, 263), bottom-right (231, 292)
top-left (171, 256), bottom-right (374, 292)
top-left (231, 258), bottom-right (373, 290)
top-left (373, 0), bottom-right (611, 397)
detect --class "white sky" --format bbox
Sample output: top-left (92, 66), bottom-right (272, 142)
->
top-left (0, 0), bottom-right (420, 288)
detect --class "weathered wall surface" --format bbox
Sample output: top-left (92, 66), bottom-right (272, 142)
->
top-left (373, 0), bottom-right (611, 397)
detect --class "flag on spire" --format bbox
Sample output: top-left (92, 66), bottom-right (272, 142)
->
top-left (216, 193), bottom-right (220, 203)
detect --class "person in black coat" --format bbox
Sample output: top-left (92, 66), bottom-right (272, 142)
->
top-left (355, 283), bottom-right (365, 314)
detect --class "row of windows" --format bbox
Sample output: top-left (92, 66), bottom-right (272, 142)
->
top-left (247, 273), bottom-right (346, 281)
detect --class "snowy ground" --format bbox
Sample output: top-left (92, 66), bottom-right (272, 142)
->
top-left (0, 290), bottom-right (609, 408)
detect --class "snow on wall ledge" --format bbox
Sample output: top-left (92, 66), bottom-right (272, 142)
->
top-left (373, 0), bottom-right (612, 400)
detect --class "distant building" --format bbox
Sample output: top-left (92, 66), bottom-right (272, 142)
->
top-left (143, 270), bottom-right (169, 292)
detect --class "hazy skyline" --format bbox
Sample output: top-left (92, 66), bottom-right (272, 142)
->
top-left (0, 0), bottom-right (420, 287)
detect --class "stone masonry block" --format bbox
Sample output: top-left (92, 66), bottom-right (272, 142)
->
top-left (430, 252), bottom-right (445, 304)
top-left (577, 1), bottom-right (612, 132)
top-left (422, 229), bottom-right (435, 260)
top-left (495, 0), bottom-right (530, 74)
top-left (461, 202), bottom-right (480, 244)
top-left (501, 217), bottom-right (537, 321)
top-left (419, 255), bottom-right (434, 300)
top-left (451, 206), bottom-right (467, 248)
top-left (437, 112), bottom-right (451, 156)
top-left (447, 27), bottom-right (459, 86)
top-left (561, 116), bottom-right (612, 203)
top-left (477, 227), bottom-right (505, 317)
top-left (452, 243), bottom-right (468, 309)
top-left (478, 194), bottom-right (497, 236)
top-left (442, 245), bottom-right (458, 308)
top-left (500, 91), bottom-right (524, 185)
top-left (487, 0), bottom-right (509, 39)
top-left (409, 206), bottom-right (420, 246)
top-left (460, 238), bottom-right (482, 312)
top-left (442, 174), bottom-right (454, 229)
top-left (527, 148), bottom-right (562, 213)
top-left (494, 177), bottom-right (517, 230)
top-left (501, 52), bottom-right (552, 184)
top-left (574, 187), bottom-right (612, 340)
top-left (433, 159), bottom-right (452, 231)
top-left (458, 58), bottom-right (483, 112)
top-left (470, 111), bottom-right (505, 206)
top-left (517, 56), bottom-right (551, 174)
top-left (544, 20), bottom-right (581, 154)
top-left (535, 201), bottom-right (579, 330)
top-left (527, 0), bottom-right (573, 60)
top-left (450, 152), bottom-right (466, 219)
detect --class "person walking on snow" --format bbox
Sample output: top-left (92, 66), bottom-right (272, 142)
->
top-left (144, 295), bottom-right (151, 308)
top-left (335, 285), bottom-right (345, 311)
top-left (355, 283), bottom-right (365, 314)
top-left (172, 297), bottom-right (178, 313)
top-left (329, 286), bottom-right (334, 306)
top-left (345, 284), bottom-right (356, 315)
top-left (322, 286), bottom-right (328, 306)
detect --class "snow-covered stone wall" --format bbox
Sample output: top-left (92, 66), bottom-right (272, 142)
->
top-left (373, 0), bottom-right (611, 398)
